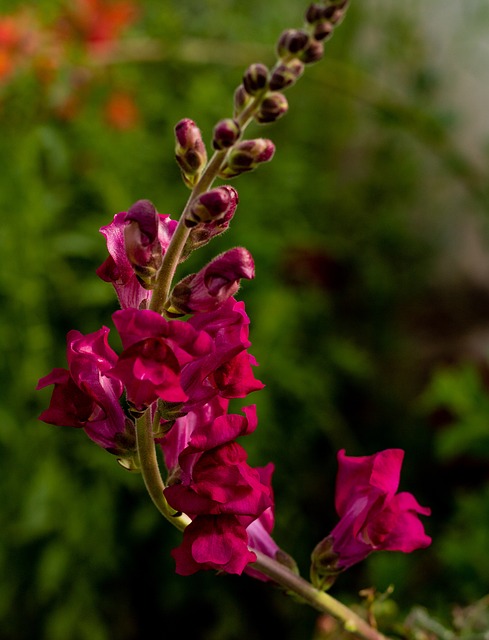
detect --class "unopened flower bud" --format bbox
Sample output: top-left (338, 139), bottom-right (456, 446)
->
top-left (233, 84), bottom-right (252, 117)
top-left (212, 118), bottom-right (241, 150)
top-left (269, 59), bottom-right (304, 91)
top-left (181, 187), bottom-right (238, 257)
top-left (310, 535), bottom-right (341, 592)
top-left (167, 247), bottom-right (255, 315)
top-left (299, 38), bottom-right (324, 63)
top-left (124, 200), bottom-right (162, 288)
top-left (242, 63), bottom-right (269, 96)
top-left (174, 118), bottom-right (208, 188)
top-left (322, 0), bottom-right (349, 25)
top-left (305, 3), bottom-right (324, 24)
top-left (276, 29), bottom-right (309, 59)
top-left (313, 20), bottom-right (334, 41)
top-left (219, 138), bottom-right (275, 178)
top-left (255, 92), bottom-right (288, 124)
top-left (185, 185), bottom-right (239, 228)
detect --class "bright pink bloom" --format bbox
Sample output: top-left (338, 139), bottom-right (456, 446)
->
top-left (108, 308), bottom-right (213, 410)
top-left (163, 405), bottom-right (274, 576)
top-left (36, 327), bottom-right (134, 455)
top-left (311, 449), bottom-right (431, 587)
top-left (182, 297), bottom-right (264, 408)
top-left (164, 406), bottom-right (271, 517)
top-left (158, 396), bottom-right (229, 477)
top-left (171, 514), bottom-right (257, 576)
top-left (96, 208), bottom-right (177, 309)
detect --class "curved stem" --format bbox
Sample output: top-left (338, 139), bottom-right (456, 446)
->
top-left (250, 551), bottom-right (391, 640)
top-left (135, 410), bottom-right (191, 531)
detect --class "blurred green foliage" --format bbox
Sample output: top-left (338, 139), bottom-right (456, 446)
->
top-left (2, 1), bottom-right (489, 638)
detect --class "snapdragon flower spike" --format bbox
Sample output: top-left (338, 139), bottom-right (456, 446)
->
top-left (123, 199), bottom-right (162, 288)
top-left (108, 307), bottom-right (213, 411)
top-left (310, 448), bottom-right (431, 591)
top-left (185, 185), bottom-right (239, 228)
top-left (167, 247), bottom-right (255, 316)
top-left (219, 138), bottom-right (275, 179)
top-left (96, 206), bottom-right (177, 309)
top-left (174, 118), bottom-right (208, 188)
top-left (36, 327), bottom-right (136, 461)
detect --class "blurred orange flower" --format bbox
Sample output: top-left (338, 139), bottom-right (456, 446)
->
top-left (104, 90), bottom-right (140, 130)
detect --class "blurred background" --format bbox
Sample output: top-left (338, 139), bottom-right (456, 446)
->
top-left (2, 1), bottom-right (489, 638)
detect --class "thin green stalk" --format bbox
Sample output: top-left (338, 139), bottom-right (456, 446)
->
top-left (250, 551), bottom-right (391, 640)
top-left (135, 410), bottom-right (190, 531)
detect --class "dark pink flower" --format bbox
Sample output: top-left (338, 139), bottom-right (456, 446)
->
top-left (163, 405), bottom-right (274, 577)
top-left (108, 308), bottom-right (213, 410)
top-left (311, 449), bottom-right (431, 589)
top-left (171, 514), bottom-right (256, 576)
top-left (123, 199), bottom-right (163, 287)
top-left (182, 298), bottom-right (264, 408)
top-left (168, 247), bottom-right (255, 315)
top-left (164, 406), bottom-right (271, 517)
top-left (96, 208), bottom-right (177, 309)
top-left (36, 327), bottom-right (134, 456)
top-left (158, 396), bottom-right (229, 477)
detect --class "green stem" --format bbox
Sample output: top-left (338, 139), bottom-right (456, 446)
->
top-left (135, 411), bottom-right (190, 531)
top-left (250, 551), bottom-right (391, 640)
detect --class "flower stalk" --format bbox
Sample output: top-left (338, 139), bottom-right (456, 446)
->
top-left (251, 551), bottom-right (391, 640)
top-left (135, 411), bottom-right (190, 531)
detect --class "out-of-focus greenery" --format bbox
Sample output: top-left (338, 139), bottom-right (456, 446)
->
top-left (2, 1), bottom-right (489, 638)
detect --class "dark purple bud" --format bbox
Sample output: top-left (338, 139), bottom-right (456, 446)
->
top-left (299, 38), bottom-right (324, 63)
top-left (313, 21), bottom-right (334, 41)
top-left (219, 138), bottom-right (275, 178)
top-left (322, 0), bottom-right (349, 25)
top-left (269, 59), bottom-right (305, 91)
top-left (124, 200), bottom-right (162, 288)
top-left (276, 29), bottom-right (310, 59)
top-left (242, 63), bottom-right (269, 96)
top-left (185, 186), bottom-right (239, 228)
top-left (254, 92), bottom-right (288, 124)
top-left (174, 118), bottom-right (208, 188)
top-left (181, 186), bottom-right (239, 257)
top-left (167, 247), bottom-right (255, 315)
top-left (233, 84), bottom-right (252, 117)
top-left (212, 118), bottom-right (241, 150)
top-left (305, 3), bottom-right (324, 23)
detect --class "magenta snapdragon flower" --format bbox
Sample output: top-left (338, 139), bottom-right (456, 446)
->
top-left (160, 405), bottom-right (275, 575)
top-left (108, 307), bottom-right (213, 410)
top-left (96, 205), bottom-right (177, 309)
top-left (182, 297), bottom-right (265, 409)
top-left (36, 326), bottom-right (135, 456)
top-left (311, 448), bottom-right (431, 589)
